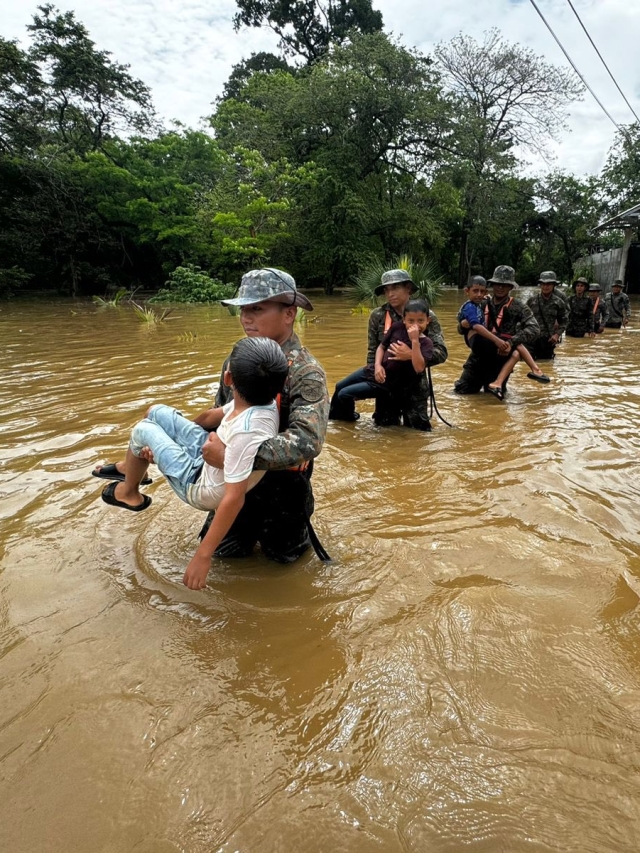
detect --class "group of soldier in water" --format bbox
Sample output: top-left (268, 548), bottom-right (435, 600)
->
top-left (93, 265), bottom-right (632, 585)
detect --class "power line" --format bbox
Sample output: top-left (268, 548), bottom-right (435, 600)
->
top-left (527, 0), bottom-right (621, 132)
top-left (565, 0), bottom-right (640, 124)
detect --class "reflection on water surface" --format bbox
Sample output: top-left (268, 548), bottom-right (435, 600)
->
top-left (1, 293), bottom-right (640, 852)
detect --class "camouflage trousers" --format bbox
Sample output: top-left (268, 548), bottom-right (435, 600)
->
top-left (201, 467), bottom-right (314, 564)
top-left (454, 338), bottom-right (511, 394)
top-left (373, 390), bottom-right (432, 431)
top-left (529, 337), bottom-right (557, 360)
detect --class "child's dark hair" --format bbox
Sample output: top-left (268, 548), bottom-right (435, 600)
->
top-left (404, 298), bottom-right (430, 317)
top-left (229, 337), bottom-right (288, 405)
top-left (466, 275), bottom-right (486, 288)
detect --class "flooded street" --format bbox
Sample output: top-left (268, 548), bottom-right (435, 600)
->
top-left (2, 291), bottom-right (640, 852)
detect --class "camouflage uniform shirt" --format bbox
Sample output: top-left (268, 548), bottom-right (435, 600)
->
top-left (367, 304), bottom-right (448, 366)
top-left (590, 297), bottom-right (608, 330)
top-left (605, 291), bottom-right (631, 325)
top-left (215, 332), bottom-right (329, 470)
top-left (484, 296), bottom-right (539, 345)
top-left (566, 295), bottom-right (594, 336)
top-left (526, 292), bottom-right (568, 339)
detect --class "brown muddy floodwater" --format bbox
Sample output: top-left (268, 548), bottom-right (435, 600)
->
top-left (1, 291), bottom-right (640, 853)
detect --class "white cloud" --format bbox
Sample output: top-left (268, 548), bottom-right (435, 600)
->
top-left (2, 0), bottom-right (639, 177)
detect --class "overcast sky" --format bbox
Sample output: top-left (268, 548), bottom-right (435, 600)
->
top-left (2, 0), bottom-right (639, 178)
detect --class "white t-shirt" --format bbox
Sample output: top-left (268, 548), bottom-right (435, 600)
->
top-left (186, 400), bottom-right (279, 511)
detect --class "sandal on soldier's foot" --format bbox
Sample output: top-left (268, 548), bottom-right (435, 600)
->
top-left (527, 372), bottom-right (550, 384)
top-left (92, 463), bottom-right (152, 485)
top-left (101, 481), bottom-right (152, 512)
top-left (486, 386), bottom-right (504, 401)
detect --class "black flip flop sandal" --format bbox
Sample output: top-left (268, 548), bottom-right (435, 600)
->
top-left (101, 481), bottom-right (152, 512)
top-left (92, 463), bottom-right (152, 485)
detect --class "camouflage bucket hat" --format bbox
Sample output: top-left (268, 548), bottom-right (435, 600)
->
top-left (538, 271), bottom-right (558, 285)
top-left (221, 268), bottom-right (313, 310)
top-left (374, 268), bottom-right (418, 296)
top-left (588, 282), bottom-right (601, 291)
top-left (612, 280), bottom-right (623, 288)
top-left (572, 277), bottom-right (588, 288)
top-left (488, 265), bottom-right (518, 288)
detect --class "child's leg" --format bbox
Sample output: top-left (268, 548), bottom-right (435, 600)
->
top-left (488, 351), bottom-right (520, 389)
top-left (516, 344), bottom-right (545, 376)
top-left (113, 406), bottom-right (208, 507)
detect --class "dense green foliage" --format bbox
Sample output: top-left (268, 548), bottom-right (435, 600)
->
top-left (149, 265), bottom-right (235, 304)
top-left (0, 4), bottom-right (636, 300)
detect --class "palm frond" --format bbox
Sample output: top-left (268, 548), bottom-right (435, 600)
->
top-left (347, 255), bottom-right (444, 308)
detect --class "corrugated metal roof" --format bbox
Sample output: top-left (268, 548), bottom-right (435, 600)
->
top-left (595, 202), bottom-right (640, 231)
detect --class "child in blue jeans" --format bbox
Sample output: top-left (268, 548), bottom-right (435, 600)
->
top-left (94, 337), bottom-right (288, 589)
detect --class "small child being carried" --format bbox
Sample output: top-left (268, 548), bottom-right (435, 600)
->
top-left (331, 299), bottom-right (433, 425)
top-left (93, 336), bottom-right (288, 590)
top-left (459, 276), bottom-right (549, 399)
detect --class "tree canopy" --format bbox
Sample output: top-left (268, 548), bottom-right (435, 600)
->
top-left (0, 6), bottom-right (629, 299)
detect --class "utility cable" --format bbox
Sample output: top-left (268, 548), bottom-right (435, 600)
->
top-left (565, 0), bottom-right (640, 124)
top-left (527, 0), bottom-right (621, 132)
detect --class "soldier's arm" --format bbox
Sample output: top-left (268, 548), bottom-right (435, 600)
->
top-left (599, 301), bottom-right (608, 326)
top-left (367, 310), bottom-right (383, 365)
top-left (624, 295), bottom-right (631, 319)
top-left (426, 310), bottom-right (448, 366)
top-left (253, 367), bottom-right (329, 471)
top-left (555, 297), bottom-right (568, 336)
top-left (510, 303), bottom-right (540, 347)
top-left (586, 303), bottom-right (595, 333)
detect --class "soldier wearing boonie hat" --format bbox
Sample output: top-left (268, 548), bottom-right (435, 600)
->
top-left (605, 279), bottom-right (631, 328)
top-left (200, 268), bottom-right (329, 563)
top-left (566, 277), bottom-right (594, 337)
top-left (221, 268), bottom-right (314, 310)
top-left (526, 270), bottom-right (568, 360)
top-left (454, 265), bottom-right (540, 396)
top-left (587, 282), bottom-right (608, 334)
top-left (329, 268), bottom-right (448, 428)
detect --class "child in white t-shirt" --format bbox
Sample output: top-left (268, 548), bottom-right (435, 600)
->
top-left (95, 336), bottom-right (288, 589)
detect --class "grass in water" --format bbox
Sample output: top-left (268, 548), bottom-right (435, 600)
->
top-left (132, 302), bottom-right (174, 324)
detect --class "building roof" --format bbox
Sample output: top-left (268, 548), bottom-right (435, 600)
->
top-left (594, 202), bottom-right (640, 232)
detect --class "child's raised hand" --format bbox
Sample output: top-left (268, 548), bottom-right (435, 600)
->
top-left (374, 365), bottom-right (386, 383)
top-left (406, 322), bottom-right (420, 342)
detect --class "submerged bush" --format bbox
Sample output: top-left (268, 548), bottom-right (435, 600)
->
top-left (0, 266), bottom-right (32, 298)
top-left (150, 265), bottom-right (235, 304)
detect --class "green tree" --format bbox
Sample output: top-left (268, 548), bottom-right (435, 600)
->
top-left (212, 32), bottom-right (452, 290)
top-left (600, 123), bottom-right (640, 211)
top-left (434, 29), bottom-right (583, 286)
top-left (233, 0), bottom-right (383, 64)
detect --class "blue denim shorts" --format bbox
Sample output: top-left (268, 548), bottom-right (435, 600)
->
top-left (130, 404), bottom-right (208, 503)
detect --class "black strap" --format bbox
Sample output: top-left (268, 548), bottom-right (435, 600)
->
top-left (305, 516), bottom-right (332, 562)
